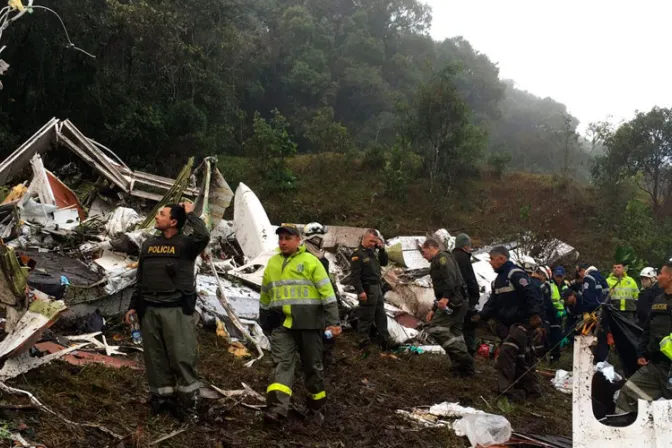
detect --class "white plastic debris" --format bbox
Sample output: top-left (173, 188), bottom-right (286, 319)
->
top-left (453, 413), bottom-right (512, 447)
top-left (105, 207), bottom-right (142, 236)
top-left (552, 369), bottom-right (573, 394)
top-left (387, 316), bottom-right (419, 344)
top-left (595, 361), bottom-right (623, 383)
top-left (429, 402), bottom-right (485, 418)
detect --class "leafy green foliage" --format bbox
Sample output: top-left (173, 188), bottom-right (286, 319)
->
top-left (0, 0), bottom-right (585, 182)
top-left (402, 67), bottom-right (486, 193)
top-left (487, 152), bottom-right (512, 179)
top-left (383, 139), bottom-right (419, 201)
top-left (245, 110), bottom-right (298, 191)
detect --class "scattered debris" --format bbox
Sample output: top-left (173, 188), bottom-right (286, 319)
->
top-left (552, 370), bottom-right (572, 395)
top-left (453, 412), bottom-right (512, 447)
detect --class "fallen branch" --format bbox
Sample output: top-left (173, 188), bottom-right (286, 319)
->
top-left (0, 382), bottom-right (123, 440)
top-left (149, 427), bottom-right (188, 446)
top-left (0, 404), bottom-right (36, 410)
top-left (208, 258), bottom-right (264, 367)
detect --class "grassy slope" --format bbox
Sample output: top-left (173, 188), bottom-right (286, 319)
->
top-left (220, 153), bottom-right (613, 268)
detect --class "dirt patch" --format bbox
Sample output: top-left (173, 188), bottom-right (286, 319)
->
top-left (3, 330), bottom-right (572, 447)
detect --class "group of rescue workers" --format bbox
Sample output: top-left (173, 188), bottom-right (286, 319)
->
top-left (122, 203), bottom-right (672, 423)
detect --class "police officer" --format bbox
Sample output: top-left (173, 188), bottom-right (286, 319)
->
top-left (576, 263), bottom-right (611, 362)
top-left (473, 246), bottom-right (543, 402)
top-left (351, 229), bottom-right (390, 349)
top-left (607, 262), bottom-right (640, 321)
top-left (637, 267), bottom-right (662, 328)
top-left (452, 233), bottom-right (481, 357)
top-left (616, 262), bottom-right (672, 413)
top-left (530, 266), bottom-right (558, 359)
top-left (421, 238), bottom-right (475, 376)
top-left (260, 224), bottom-right (341, 423)
top-left (124, 202), bottom-right (210, 420)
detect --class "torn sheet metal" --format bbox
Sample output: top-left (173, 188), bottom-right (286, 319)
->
top-left (0, 343), bottom-right (89, 380)
top-left (0, 295), bottom-right (67, 360)
top-left (573, 335), bottom-right (672, 448)
top-left (194, 158), bottom-right (233, 231)
top-left (52, 208), bottom-right (80, 230)
top-left (386, 236), bottom-right (429, 269)
top-left (227, 251), bottom-right (274, 288)
top-left (34, 341), bottom-right (141, 370)
top-left (20, 199), bottom-right (57, 226)
top-left (0, 118), bottom-right (58, 186)
top-left (233, 183), bottom-right (276, 260)
top-left (46, 170), bottom-right (86, 221)
top-left (539, 239), bottom-right (579, 265)
top-left (197, 275), bottom-right (260, 320)
top-left (320, 226), bottom-right (369, 250)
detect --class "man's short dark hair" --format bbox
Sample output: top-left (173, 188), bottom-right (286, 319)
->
top-left (166, 204), bottom-right (187, 230)
top-left (489, 246), bottom-right (510, 259)
top-left (422, 238), bottom-right (440, 249)
top-left (365, 228), bottom-right (379, 236)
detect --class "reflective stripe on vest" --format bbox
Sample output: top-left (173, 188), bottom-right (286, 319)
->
top-left (494, 268), bottom-right (525, 295)
top-left (608, 276), bottom-right (639, 311)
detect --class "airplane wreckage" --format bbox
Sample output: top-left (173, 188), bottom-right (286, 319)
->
top-left (0, 119), bottom-right (667, 447)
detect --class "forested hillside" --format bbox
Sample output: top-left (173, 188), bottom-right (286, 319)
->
top-left (0, 0), bottom-right (590, 179)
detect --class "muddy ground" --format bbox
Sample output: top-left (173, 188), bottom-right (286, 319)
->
top-left (0, 329), bottom-right (572, 448)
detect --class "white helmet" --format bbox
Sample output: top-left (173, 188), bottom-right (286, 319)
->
top-left (640, 267), bottom-right (657, 279)
top-left (534, 266), bottom-right (547, 279)
top-left (303, 222), bottom-right (326, 236)
top-left (544, 266), bottom-right (553, 280)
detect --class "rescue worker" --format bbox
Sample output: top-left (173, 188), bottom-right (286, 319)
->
top-left (421, 238), bottom-right (475, 376)
top-left (530, 267), bottom-right (559, 359)
top-left (615, 262), bottom-right (672, 413)
top-left (576, 263), bottom-right (611, 362)
top-left (125, 203), bottom-right (210, 420)
top-left (473, 247), bottom-right (543, 402)
top-left (452, 233), bottom-right (480, 357)
top-left (577, 263), bottom-right (608, 313)
top-left (302, 222), bottom-right (341, 365)
top-left (637, 267), bottom-right (662, 328)
top-left (549, 266), bottom-right (568, 362)
top-left (607, 263), bottom-right (640, 321)
top-left (551, 266), bottom-right (568, 316)
top-left (260, 224), bottom-right (341, 423)
top-left (351, 229), bottom-right (390, 349)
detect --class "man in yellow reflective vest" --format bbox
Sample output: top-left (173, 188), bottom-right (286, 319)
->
top-left (607, 263), bottom-right (640, 321)
top-left (260, 224), bottom-right (341, 423)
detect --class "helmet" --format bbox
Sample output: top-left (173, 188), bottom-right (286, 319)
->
top-left (303, 222), bottom-right (326, 236)
top-left (640, 267), bottom-right (657, 279)
top-left (534, 266), bottom-right (547, 279)
top-left (523, 261), bottom-right (536, 273)
top-left (544, 266), bottom-right (552, 280)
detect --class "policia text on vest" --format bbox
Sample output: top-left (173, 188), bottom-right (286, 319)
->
top-left (126, 203), bottom-right (211, 419)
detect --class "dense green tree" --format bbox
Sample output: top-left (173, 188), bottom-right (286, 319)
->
top-left (597, 107), bottom-right (672, 217)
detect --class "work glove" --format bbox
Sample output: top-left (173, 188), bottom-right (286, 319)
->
top-left (556, 310), bottom-right (566, 319)
top-left (560, 337), bottom-right (570, 348)
top-left (529, 314), bottom-right (542, 328)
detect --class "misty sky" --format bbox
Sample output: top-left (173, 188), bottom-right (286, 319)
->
top-left (425, 0), bottom-right (672, 132)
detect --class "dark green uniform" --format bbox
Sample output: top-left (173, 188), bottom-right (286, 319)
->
top-left (129, 213), bottom-right (210, 412)
top-left (616, 292), bottom-right (672, 413)
top-left (351, 244), bottom-right (390, 347)
top-left (428, 251), bottom-right (475, 375)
